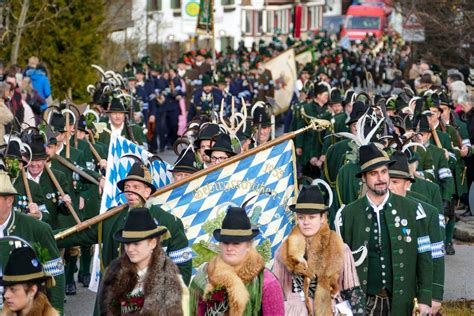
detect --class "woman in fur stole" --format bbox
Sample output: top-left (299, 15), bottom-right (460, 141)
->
top-left (189, 205), bottom-right (285, 316)
top-left (1, 247), bottom-right (58, 316)
top-left (273, 182), bottom-right (363, 316)
top-left (99, 207), bottom-right (188, 316)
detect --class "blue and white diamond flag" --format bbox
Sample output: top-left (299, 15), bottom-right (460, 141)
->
top-left (148, 139), bottom-right (297, 266)
top-left (89, 134), bottom-right (173, 292)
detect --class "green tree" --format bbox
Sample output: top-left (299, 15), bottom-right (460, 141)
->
top-left (1, 0), bottom-right (105, 102)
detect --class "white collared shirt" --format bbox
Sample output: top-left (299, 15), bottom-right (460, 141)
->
top-left (0, 211), bottom-right (12, 238)
top-left (110, 122), bottom-right (124, 136)
top-left (366, 193), bottom-right (390, 231)
top-left (27, 170), bottom-right (43, 184)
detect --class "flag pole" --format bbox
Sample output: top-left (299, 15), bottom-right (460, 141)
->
top-left (150, 119), bottom-right (329, 198)
top-left (54, 120), bottom-right (329, 240)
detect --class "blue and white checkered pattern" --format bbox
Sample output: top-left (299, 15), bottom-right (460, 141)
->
top-left (100, 135), bottom-right (173, 211)
top-left (417, 235), bottom-right (432, 253)
top-left (43, 257), bottom-right (64, 277)
top-left (438, 214), bottom-right (446, 229)
top-left (148, 140), bottom-right (297, 263)
top-left (431, 241), bottom-right (445, 259)
top-left (89, 135), bottom-right (173, 292)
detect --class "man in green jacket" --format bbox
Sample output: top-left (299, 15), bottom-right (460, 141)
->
top-left (97, 97), bottom-right (146, 147)
top-left (388, 151), bottom-right (445, 315)
top-left (337, 143), bottom-right (433, 315)
top-left (56, 162), bottom-right (192, 284)
top-left (0, 169), bottom-right (65, 313)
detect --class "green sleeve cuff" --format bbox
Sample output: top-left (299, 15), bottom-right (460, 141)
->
top-left (417, 288), bottom-right (432, 306)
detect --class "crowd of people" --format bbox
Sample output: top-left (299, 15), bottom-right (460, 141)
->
top-left (0, 29), bottom-right (473, 316)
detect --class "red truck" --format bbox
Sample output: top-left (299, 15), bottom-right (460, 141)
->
top-left (340, 5), bottom-right (387, 40)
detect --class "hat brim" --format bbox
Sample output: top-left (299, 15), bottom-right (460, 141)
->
top-left (0, 273), bottom-right (52, 287)
top-left (204, 147), bottom-right (236, 157)
top-left (289, 204), bottom-right (329, 214)
top-left (106, 110), bottom-right (128, 113)
top-left (356, 159), bottom-right (395, 178)
top-left (213, 228), bottom-right (260, 243)
top-left (170, 166), bottom-right (199, 174)
top-left (389, 171), bottom-right (416, 183)
top-left (117, 176), bottom-right (157, 194)
top-left (113, 227), bottom-right (168, 243)
top-left (31, 153), bottom-right (48, 160)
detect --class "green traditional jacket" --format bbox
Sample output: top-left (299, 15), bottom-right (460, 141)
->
top-left (340, 193), bottom-right (433, 315)
top-left (56, 205), bottom-right (192, 285)
top-left (423, 144), bottom-right (454, 201)
top-left (406, 192), bottom-right (445, 301)
top-left (320, 112), bottom-right (348, 159)
top-left (97, 122), bottom-right (146, 147)
top-left (294, 101), bottom-right (330, 165)
top-left (410, 178), bottom-right (444, 215)
top-left (26, 167), bottom-right (70, 230)
top-left (323, 139), bottom-right (351, 187)
top-left (0, 211), bottom-right (65, 313)
top-left (335, 161), bottom-right (363, 206)
top-left (12, 176), bottom-right (49, 223)
top-left (414, 149), bottom-right (435, 181)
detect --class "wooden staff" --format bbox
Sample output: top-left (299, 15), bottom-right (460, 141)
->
top-left (431, 128), bottom-right (443, 149)
top-left (65, 111), bottom-right (71, 159)
top-left (54, 121), bottom-right (326, 240)
top-left (52, 154), bottom-right (100, 186)
top-left (20, 168), bottom-right (33, 204)
top-left (45, 164), bottom-right (81, 224)
top-left (85, 139), bottom-right (102, 163)
top-left (55, 204), bottom-right (127, 240)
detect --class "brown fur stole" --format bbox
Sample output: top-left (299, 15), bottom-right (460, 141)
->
top-left (204, 249), bottom-right (265, 316)
top-left (0, 292), bottom-right (59, 316)
top-left (99, 246), bottom-right (183, 316)
top-left (281, 223), bottom-right (345, 316)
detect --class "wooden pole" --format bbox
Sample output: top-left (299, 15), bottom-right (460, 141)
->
top-left (149, 122), bottom-right (318, 198)
top-left (21, 168), bottom-right (33, 204)
top-left (55, 204), bottom-right (127, 240)
top-left (54, 122), bottom-right (324, 240)
top-left (45, 164), bottom-right (81, 224)
top-left (65, 111), bottom-right (71, 159)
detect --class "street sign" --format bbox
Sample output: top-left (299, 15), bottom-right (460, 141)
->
top-left (402, 10), bottom-right (425, 42)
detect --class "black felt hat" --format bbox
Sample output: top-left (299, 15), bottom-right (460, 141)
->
top-left (314, 82), bottom-right (330, 96)
top-left (389, 151), bottom-right (415, 182)
top-left (196, 123), bottom-right (220, 144)
top-left (6, 140), bottom-right (28, 165)
top-left (113, 207), bottom-right (169, 243)
top-left (0, 247), bottom-right (54, 287)
top-left (106, 98), bottom-right (128, 113)
top-left (289, 185), bottom-right (329, 214)
top-left (171, 148), bottom-right (201, 174)
top-left (49, 112), bottom-right (65, 133)
top-left (416, 113), bottom-right (432, 133)
top-left (213, 207), bottom-right (260, 243)
top-left (204, 133), bottom-right (236, 157)
top-left (252, 104), bottom-right (272, 127)
top-left (343, 89), bottom-right (355, 106)
top-left (356, 143), bottom-right (394, 177)
top-left (29, 134), bottom-right (48, 160)
top-left (346, 101), bottom-right (368, 126)
top-left (117, 162), bottom-right (156, 194)
top-left (77, 114), bottom-right (90, 133)
top-left (328, 89), bottom-right (344, 105)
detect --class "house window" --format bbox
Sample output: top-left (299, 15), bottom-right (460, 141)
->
top-left (222, 0), bottom-right (235, 5)
top-left (221, 36), bottom-right (235, 52)
top-left (170, 0), bottom-right (181, 9)
top-left (242, 9), bottom-right (263, 35)
top-left (266, 9), bottom-right (290, 35)
top-left (147, 0), bottom-right (161, 11)
top-left (301, 6), bottom-right (308, 31)
top-left (308, 5), bottom-right (321, 30)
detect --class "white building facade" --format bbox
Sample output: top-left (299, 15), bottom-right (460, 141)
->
top-left (108, 0), bottom-right (325, 55)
